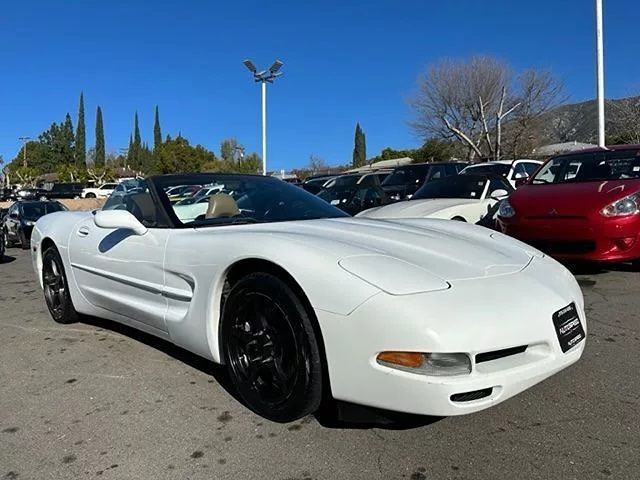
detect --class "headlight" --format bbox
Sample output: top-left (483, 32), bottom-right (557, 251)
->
top-left (24, 220), bottom-right (35, 226)
top-left (377, 351), bottom-right (471, 376)
top-left (498, 199), bottom-right (516, 218)
top-left (600, 192), bottom-right (640, 217)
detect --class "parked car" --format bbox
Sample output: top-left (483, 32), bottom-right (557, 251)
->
top-left (498, 145), bottom-right (640, 265)
top-left (81, 182), bottom-right (119, 198)
top-left (301, 175), bottom-right (336, 195)
top-left (381, 162), bottom-right (468, 201)
top-left (32, 173), bottom-right (585, 422)
top-left (0, 187), bottom-right (16, 201)
top-left (3, 200), bottom-right (67, 249)
top-left (0, 225), bottom-right (5, 261)
top-left (460, 159), bottom-right (542, 188)
top-left (45, 182), bottom-right (84, 199)
top-left (322, 171), bottom-right (390, 190)
top-left (317, 184), bottom-right (390, 215)
top-left (358, 174), bottom-right (512, 224)
top-left (165, 184), bottom-right (202, 203)
top-left (16, 187), bottom-right (49, 200)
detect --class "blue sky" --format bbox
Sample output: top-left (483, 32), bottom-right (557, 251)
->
top-left (0, 0), bottom-right (638, 171)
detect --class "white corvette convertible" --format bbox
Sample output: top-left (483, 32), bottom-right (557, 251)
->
top-left (30, 173), bottom-right (586, 422)
top-left (358, 174), bottom-right (512, 224)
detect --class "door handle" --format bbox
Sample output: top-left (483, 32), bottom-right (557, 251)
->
top-left (77, 226), bottom-right (90, 237)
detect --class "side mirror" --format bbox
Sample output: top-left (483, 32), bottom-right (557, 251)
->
top-left (94, 210), bottom-right (147, 236)
top-left (490, 189), bottom-right (509, 199)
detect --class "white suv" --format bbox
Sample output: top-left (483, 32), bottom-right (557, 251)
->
top-left (81, 183), bottom-right (118, 199)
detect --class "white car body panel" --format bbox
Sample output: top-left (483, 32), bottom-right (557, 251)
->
top-left (81, 184), bottom-right (117, 198)
top-left (31, 210), bottom-right (586, 417)
top-left (357, 198), bottom-right (496, 224)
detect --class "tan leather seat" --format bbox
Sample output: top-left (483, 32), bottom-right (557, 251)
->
top-left (205, 193), bottom-right (240, 219)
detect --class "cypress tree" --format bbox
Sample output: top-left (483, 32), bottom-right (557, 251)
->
top-left (75, 92), bottom-right (86, 167)
top-left (352, 123), bottom-right (367, 168)
top-left (95, 106), bottom-right (105, 167)
top-left (153, 106), bottom-right (162, 151)
top-left (62, 113), bottom-right (76, 165)
top-left (127, 134), bottom-right (133, 166)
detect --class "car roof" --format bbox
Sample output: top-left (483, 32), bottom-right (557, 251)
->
top-left (549, 144), bottom-right (640, 157)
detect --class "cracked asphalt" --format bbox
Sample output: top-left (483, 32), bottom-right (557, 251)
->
top-left (1, 248), bottom-right (639, 479)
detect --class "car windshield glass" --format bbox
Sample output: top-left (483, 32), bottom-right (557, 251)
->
top-left (317, 187), bottom-right (355, 203)
top-left (532, 151), bottom-right (640, 184)
top-left (382, 166), bottom-right (427, 186)
top-left (21, 202), bottom-right (66, 220)
top-left (152, 174), bottom-right (349, 227)
top-left (461, 164), bottom-right (511, 177)
top-left (324, 176), bottom-right (359, 188)
top-left (413, 175), bottom-right (489, 200)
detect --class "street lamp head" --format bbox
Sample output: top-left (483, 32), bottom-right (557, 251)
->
top-left (243, 59), bottom-right (257, 73)
top-left (269, 60), bottom-right (284, 74)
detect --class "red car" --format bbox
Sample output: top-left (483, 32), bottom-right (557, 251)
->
top-left (498, 145), bottom-right (640, 265)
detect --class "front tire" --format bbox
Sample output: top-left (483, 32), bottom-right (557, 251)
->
top-left (85, 192), bottom-right (96, 199)
top-left (221, 272), bottom-right (323, 423)
top-left (451, 216), bottom-right (467, 222)
top-left (42, 246), bottom-right (80, 324)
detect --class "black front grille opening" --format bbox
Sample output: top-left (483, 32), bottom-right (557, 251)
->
top-left (527, 240), bottom-right (596, 255)
top-left (476, 345), bottom-right (527, 364)
top-left (451, 387), bottom-right (493, 403)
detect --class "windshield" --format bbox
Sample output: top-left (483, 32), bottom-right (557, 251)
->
top-left (382, 166), bottom-right (427, 186)
top-left (324, 176), bottom-right (359, 188)
top-left (413, 175), bottom-right (489, 200)
top-left (461, 163), bottom-right (511, 177)
top-left (150, 174), bottom-right (348, 226)
top-left (532, 150), bottom-right (640, 184)
top-left (21, 202), bottom-right (66, 220)
top-left (317, 187), bottom-right (355, 204)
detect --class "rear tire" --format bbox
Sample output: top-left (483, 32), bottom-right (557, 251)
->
top-left (221, 272), bottom-right (323, 423)
top-left (19, 230), bottom-right (29, 250)
top-left (451, 216), bottom-right (467, 222)
top-left (42, 246), bottom-right (80, 324)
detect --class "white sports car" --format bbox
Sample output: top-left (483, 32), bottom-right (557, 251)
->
top-left (30, 173), bottom-right (586, 422)
top-left (358, 174), bottom-right (512, 224)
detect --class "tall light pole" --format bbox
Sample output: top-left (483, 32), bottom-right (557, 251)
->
top-left (18, 136), bottom-right (31, 168)
top-left (595, 0), bottom-right (605, 148)
top-left (243, 59), bottom-right (284, 175)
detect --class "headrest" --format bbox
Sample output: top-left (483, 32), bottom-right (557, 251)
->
top-left (205, 193), bottom-right (240, 219)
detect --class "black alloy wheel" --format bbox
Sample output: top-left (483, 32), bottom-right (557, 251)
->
top-left (42, 246), bottom-right (80, 324)
top-left (221, 272), bottom-right (323, 423)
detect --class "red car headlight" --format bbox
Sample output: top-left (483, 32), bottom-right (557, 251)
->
top-left (600, 192), bottom-right (640, 217)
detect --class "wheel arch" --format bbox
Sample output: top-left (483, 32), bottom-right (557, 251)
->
top-left (216, 257), bottom-right (332, 394)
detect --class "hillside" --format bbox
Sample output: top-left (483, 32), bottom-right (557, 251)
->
top-left (536, 96), bottom-right (640, 144)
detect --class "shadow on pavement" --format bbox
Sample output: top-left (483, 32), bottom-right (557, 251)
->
top-left (0, 255), bottom-right (17, 264)
top-left (77, 315), bottom-right (443, 431)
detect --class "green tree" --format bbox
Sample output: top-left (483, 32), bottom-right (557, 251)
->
top-left (61, 113), bottom-right (76, 164)
top-left (127, 134), bottom-right (133, 166)
top-left (131, 112), bottom-right (142, 168)
top-left (154, 136), bottom-right (217, 174)
top-left (75, 92), bottom-right (86, 167)
top-left (94, 106), bottom-right (105, 167)
top-left (153, 105), bottom-right (162, 152)
top-left (236, 153), bottom-right (262, 173)
top-left (352, 123), bottom-right (366, 167)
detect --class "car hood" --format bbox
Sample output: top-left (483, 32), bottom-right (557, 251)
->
top-left (357, 198), bottom-right (480, 218)
top-left (200, 217), bottom-right (533, 285)
top-left (512, 180), bottom-right (640, 217)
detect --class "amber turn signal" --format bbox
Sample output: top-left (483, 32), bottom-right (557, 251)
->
top-left (376, 351), bottom-right (424, 368)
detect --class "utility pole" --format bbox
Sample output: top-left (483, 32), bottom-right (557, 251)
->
top-left (18, 136), bottom-right (31, 168)
top-left (595, 0), bottom-right (605, 148)
top-left (243, 59), bottom-right (284, 175)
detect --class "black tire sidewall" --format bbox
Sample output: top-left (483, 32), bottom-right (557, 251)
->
top-left (19, 230), bottom-right (29, 249)
top-left (86, 193), bottom-right (96, 198)
top-left (221, 272), bottom-right (323, 423)
top-left (42, 246), bottom-right (79, 324)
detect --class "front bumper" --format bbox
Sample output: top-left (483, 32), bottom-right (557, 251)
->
top-left (318, 256), bottom-right (586, 417)
top-left (499, 215), bottom-right (640, 262)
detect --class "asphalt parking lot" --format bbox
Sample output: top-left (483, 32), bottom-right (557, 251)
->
top-left (1, 248), bottom-right (639, 480)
